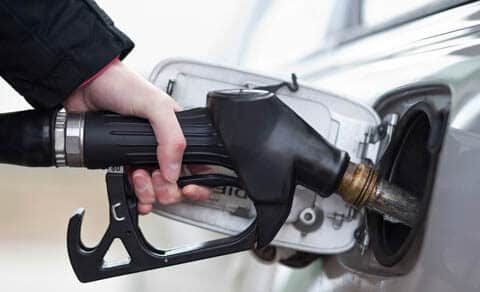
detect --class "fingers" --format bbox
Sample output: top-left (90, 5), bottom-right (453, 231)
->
top-left (65, 61), bottom-right (210, 214)
top-left (131, 168), bottom-right (211, 214)
top-left (182, 185), bottom-right (211, 201)
top-left (131, 169), bottom-right (155, 215)
top-left (128, 92), bottom-right (208, 214)
top-left (131, 169), bottom-right (181, 213)
top-left (148, 103), bottom-right (186, 184)
top-left (145, 98), bottom-right (215, 208)
top-left (151, 170), bottom-right (182, 204)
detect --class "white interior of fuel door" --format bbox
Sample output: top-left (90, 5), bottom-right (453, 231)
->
top-left (149, 59), bottom-right (381, 254)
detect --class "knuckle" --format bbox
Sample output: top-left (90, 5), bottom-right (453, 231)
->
top-left (135, 183), bottom-right (153, 197)
top-left (173, 138), bottom-right (187, 152)
top-left (138, 193), bottom-right (155, 204)
top-left (135, 189), bottom-right (150, 200)
top-left (160, 137), bottom-right (186, 155)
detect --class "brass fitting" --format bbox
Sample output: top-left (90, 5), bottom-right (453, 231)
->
top-left (337, 163), bottom-right (378, 207)
top-left (336, 163), bottom-right (420, 227)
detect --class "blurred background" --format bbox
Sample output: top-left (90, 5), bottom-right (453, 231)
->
top-left (0, 1), bottom-right (333, 291)
top-left (0, 0), bottom-right (439, 291)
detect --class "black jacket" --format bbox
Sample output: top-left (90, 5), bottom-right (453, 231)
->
top-left (0, 0), bottom-right (134, 109)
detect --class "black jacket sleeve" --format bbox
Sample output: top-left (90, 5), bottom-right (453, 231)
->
top-left (0, 0), bottom-right (134, 109)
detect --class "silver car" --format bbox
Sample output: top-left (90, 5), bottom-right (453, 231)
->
top-left (246, 1), bottom-right (480, 291)
top-left (153, 1), bottom-right (480, 291)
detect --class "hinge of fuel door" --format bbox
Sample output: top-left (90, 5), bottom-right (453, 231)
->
top-left (359, 113), bottom-right (399, 163)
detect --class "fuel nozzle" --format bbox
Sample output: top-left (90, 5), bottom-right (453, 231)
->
top-left (336, 163), bottom-right (420, 227)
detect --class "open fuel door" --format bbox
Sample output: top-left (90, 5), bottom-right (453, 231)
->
top-left (149, 59), bottom-right (381, 254)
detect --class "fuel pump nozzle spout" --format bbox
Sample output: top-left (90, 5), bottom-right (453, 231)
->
top-left (337, 163), bottom-right (420, 227)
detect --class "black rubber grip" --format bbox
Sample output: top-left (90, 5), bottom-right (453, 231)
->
top-left (0, 110), bottom-right (54, 166)
top-left (83, 108), bottom-right (233, 169)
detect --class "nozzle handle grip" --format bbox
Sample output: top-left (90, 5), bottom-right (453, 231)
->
top-left (83, 108), bottom-right (232, 169)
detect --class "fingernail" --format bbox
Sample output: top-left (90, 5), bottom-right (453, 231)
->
top-left (182, 185), bottom-right (194, 193)
top-left (182, 185), bottom-right (198, 200)
top-left (165, 162), bottom-right (181, 183)
top-left (133, 174), bottom-right (148, 191)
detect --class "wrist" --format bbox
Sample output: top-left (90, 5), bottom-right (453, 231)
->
top-left (80, 57), bottom-right (120, 89)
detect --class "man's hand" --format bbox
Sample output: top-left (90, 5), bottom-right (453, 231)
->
top-left (64, 59), bottom-right (210, 214)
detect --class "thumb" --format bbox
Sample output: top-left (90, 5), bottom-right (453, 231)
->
top-left (149, 107), bottom-right (186, 183)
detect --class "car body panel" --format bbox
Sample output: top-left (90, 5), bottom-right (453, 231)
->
top-left (270, 2), bottom-right (480, 291)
